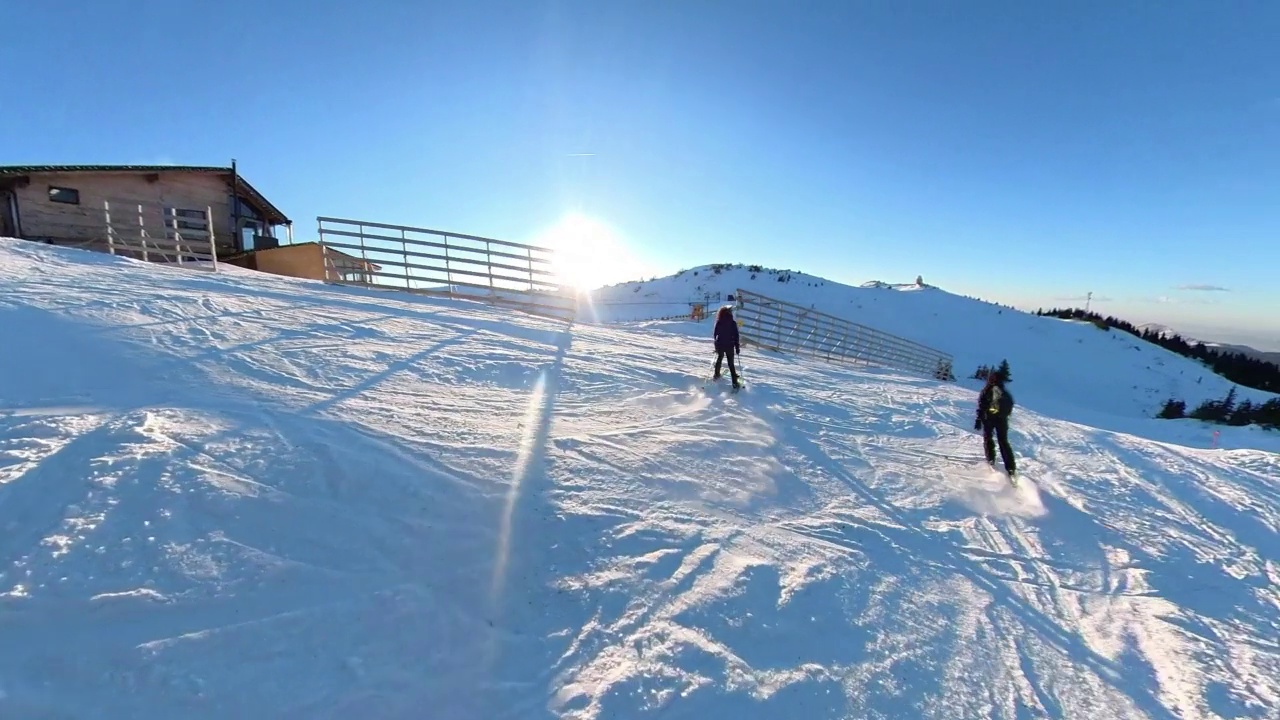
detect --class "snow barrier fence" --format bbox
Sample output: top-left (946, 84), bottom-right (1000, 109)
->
top-left (317, 217), bottom-right (577, 322)
top-left (734, 288), bottom-right (955, 380)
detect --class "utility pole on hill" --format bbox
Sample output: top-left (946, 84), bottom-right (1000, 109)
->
top-left (1086, 291), bottom-right (1093, 313)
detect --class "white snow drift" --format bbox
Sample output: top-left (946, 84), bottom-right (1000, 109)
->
top-left (0, 241), bottom-right (1276, 719)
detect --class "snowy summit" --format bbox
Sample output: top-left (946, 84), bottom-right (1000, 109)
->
top-left (0, 241), bottom-right (1277, 719)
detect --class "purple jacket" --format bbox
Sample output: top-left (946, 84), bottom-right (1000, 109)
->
top-left (714, 314), bottom-right (740, 353)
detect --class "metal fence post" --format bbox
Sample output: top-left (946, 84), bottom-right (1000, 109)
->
top-left (487, 241), bottom-right (494, 295)
top-left (402, 228), bottom-right (410, 290)
top-left (358, 222), bottom-right (369, 285)
top-left (443, 232), bottom-right (452, 295)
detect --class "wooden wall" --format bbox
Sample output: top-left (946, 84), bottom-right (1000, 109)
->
top-left (11, 171), bottom-right (238, 254)
top-left (223, 244), bottom-right (327, 280)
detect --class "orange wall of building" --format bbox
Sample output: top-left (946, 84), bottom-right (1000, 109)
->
top-left (224, 244), bottom-right (327, 280)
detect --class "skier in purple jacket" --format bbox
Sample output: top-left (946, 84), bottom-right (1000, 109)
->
top-left (712, 306), bottom-right (741, 389)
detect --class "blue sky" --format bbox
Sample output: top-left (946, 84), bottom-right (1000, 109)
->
top-left (3, 1), bottom-right (1278, 348)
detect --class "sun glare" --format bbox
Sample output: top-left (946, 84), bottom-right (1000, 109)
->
top-left (536, 212), bottom-right (633, 292)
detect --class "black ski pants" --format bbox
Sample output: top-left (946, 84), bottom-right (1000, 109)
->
top-left (982, 415), bottom-right (1016, 474)
top-left (713, 348), bottom-right (739, 384)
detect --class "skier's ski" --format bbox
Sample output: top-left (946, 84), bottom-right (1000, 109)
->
top-left (986, 461), bottom-right (1018, 486)
top-left (704, 376), bottom-right (744, 394)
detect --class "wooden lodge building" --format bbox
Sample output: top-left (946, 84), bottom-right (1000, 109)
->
top-left (0, 163), bottom-right (378, 282)
top-left (0, 164), bottom-right (293, 255)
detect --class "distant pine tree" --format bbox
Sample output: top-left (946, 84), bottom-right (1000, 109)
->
top-left (1157, 399), bottom-right (1187, 419)
top-left (1256, 398), bottom-right (1280, 429)
top-left (996, 359), bottom-right (1012, 382)
top-left (1228, 399), bottom-right (1255, 426)
top-left (1188, 398), bottom-right (1223, 422)
top-left (1222, 387), bottom-right (1238, 417)
top-left (1189, 386), bottom-right (1238, 423)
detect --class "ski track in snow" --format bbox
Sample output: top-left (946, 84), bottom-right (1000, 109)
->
top-left (0, 240), bottom-right (1277, 719)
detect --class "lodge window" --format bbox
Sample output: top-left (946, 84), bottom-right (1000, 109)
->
top-left (48, 186), bottom-right (80, 205)
top-left (172, 208), bottom-right (207, 231)
top-left (231, 195), bottom-right (264, 223)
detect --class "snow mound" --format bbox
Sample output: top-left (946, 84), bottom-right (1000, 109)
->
top-left (0, 240), bottom-right (1277, 719)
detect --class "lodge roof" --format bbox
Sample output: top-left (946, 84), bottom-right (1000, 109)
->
top-left (0, 165), bottom-right (290, 226)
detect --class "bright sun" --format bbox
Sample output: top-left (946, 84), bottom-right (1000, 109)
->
top-left (536, 212), bottom-right (631, 292)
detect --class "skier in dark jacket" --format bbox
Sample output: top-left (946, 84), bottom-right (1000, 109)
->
top-left (975, 370), bottom-right (1016, 476)
top-left (712, 306), bottom-right (741, 389)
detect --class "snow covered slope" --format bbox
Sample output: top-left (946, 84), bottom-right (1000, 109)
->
top-left (588, 264), bottom-right (1279, 434)
top-left (1, 240), bottom-right (1278, 719)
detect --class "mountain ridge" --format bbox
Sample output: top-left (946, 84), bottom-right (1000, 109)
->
top-left (587, 262), bottom-right (1279, 432)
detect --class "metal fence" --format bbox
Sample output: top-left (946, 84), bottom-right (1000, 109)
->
top-left (734, 288), bottom-right (955, 380)
top-left (592, 292), bottom-right (726, 323)
top-left (316, 216), bottom-right (576, 321)
top-left (103, 200), bottom-right (219, 270)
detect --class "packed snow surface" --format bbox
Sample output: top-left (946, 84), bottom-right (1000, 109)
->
top-left (0, 241), bottom-right (1277, 719)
